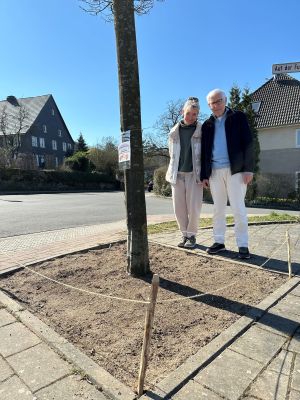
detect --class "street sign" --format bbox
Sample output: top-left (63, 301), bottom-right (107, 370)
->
top-left (272, 62), bottom-right (300, 74)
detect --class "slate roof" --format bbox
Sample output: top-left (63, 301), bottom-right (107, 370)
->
top-left (251, 74), bottom-right (300, 129)
top-left (0, 94), bottom-right (51, 135)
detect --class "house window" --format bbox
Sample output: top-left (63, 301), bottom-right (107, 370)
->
top-left (296, 130), bottom-right (300, 147)
top-left (52, 140), bottom-right (57, 150)
top-left (55, 157), bottom-right (59, 168)
top-left (252, 102), bottom-right (261, 113)
top-left (39, 155), bottom-right (45, 168)
top-left (58, 129), bottom-right (62, 137)
top-left (62, 142), bottom-right (67, 152)
top-left (296, 171), bottom-right (300, 191)
top-left (43, 124), bottom-right (47, 133)
top-left (67, 143), bottom-right (72, 150)
top-left (51, 108), bottom-right (55, 116)
top-left (35, 155), bottom-right (39, 166)
top-left (32, 136), bottom-right (38, 147)
top-left (39, 137), bottom-right (45, 148)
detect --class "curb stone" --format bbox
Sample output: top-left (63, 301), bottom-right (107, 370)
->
top-left (0, 291), bottom-right (137, 400)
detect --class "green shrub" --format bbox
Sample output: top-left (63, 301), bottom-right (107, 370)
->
top-left (153, 166), bottom-right (171, 197)
top-left (246, 196), bottom-right (300, 210)
top-left (64, 151), bottom-right (94, 172)
top-left (0, 168), bottom-right (117, 192)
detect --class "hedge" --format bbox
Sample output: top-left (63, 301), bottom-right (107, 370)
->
top-left (0, 168), bottom-right (119, 192)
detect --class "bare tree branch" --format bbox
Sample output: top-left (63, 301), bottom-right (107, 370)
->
top-left (79, 0), bottom-right (163, 21)
top-left (0, 104), bottom-right (29, 166)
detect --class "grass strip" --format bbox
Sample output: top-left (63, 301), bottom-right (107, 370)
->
top-left (147, 212), bottom-right (300, 235)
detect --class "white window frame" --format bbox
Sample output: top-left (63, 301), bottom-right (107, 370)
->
top-left (52, 140), bottom-right (57, 150)
top-left (32, 136), bottom-right (38, 147)
top-left (62, 142), bottom-right (67, 152)
top-left (39, 137), bottom-right (45, 148)
top-left (43, 124), bottom-right (47, 133)
top-left (296, 129), bottom-right (300, 147)
top-left (58, 129), bottom-right (62, 137)
top-left (252, 101), bottom-right (261, 113)
top-left (51, 108), bottom-right (55, 116)
top-left (67, 143), bottom-right (72, 150)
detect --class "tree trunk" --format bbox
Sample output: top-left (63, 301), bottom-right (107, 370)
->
top-left (112, 0), bottom-right (149, 275)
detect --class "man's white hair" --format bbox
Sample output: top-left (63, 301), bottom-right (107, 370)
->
top-left (206, 89), bottom-right (227, 103)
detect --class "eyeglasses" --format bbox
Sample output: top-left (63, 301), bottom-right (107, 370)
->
top-left (208, 98), bottom-right (224, 106)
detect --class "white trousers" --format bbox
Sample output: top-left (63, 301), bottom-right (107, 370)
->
top-left (172, 172), bottom-right (203, 237)
top-left (209, 168), bottom-right (248, 247)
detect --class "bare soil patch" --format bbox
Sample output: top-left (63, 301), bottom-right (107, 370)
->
top-left (0, 243), bottom-right (287, 392)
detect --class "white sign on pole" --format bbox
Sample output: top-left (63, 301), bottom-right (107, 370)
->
top-left (272, 62), bottom-right (300, 74)
top-left (118, 130), bottom-right (131, 169)
top-left (118, 142), bottom-right (131, 163)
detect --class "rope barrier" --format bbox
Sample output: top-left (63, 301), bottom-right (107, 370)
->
top-left (23, 263), bottom-right (240, 305)
top-left (22, 264), bottom-right (150, 305)
top-left (2, 223), bottom-right (298, 305)
top-left (258, 238), bottom-right (288, 268)
top-left (3, 259), bottom-right (242, 307)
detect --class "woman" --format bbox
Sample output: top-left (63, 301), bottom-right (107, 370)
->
top-left (165, 97), bottom-right (203, 248)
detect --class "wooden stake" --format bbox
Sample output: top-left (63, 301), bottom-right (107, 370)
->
top-left (137, 274), bottom-right (159, 396)
top-left (286, 230), bottom-right (292, 278)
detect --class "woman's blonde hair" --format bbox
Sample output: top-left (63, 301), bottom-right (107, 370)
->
top-left (183, 96), bottom-right (200, 112)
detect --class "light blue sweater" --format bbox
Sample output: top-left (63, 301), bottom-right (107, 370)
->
top-left (212, 110), bottom-right (230, 169)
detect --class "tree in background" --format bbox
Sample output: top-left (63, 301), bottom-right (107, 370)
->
top-left (145, 98), bottom-right (208, 156)
top-left (76, 132), bottom-right (89, 152)
top-left (65, 132), bottom-right (90, 171)
top-left (151, 99), bottom-right (184, 149)
top-left (65, 151), bottom-right (94, 172)
top-left (80, 0), bottom-right (161, 20)
top-left (228, 85), bottom-right (260, 199)
top-left (0, 104), bottom-right (29, 167)
top-left (88, 137), bottom-right (118, 177)
top-left (80, 0), bottom-right (163, 275)
top-left (228, 84), bottom-right (243, 111)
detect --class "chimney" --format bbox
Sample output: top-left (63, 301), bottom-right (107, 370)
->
top-left (6, 95), bottom-right (19, 106)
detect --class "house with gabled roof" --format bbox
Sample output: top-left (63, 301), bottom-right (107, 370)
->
top-left (251, 74), bottom-right (300, 194)
top-left (0, 94), bottom-right (74, 168)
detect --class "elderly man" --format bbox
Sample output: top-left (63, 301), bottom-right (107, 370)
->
top-left (201, 89), bottom-right (254, 259)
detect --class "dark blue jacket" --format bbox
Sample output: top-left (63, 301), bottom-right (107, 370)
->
top-left (200, 108), bottom-right (254, 180)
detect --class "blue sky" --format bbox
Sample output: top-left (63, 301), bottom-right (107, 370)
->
top-left (0, 0), bottom-right (299, 146)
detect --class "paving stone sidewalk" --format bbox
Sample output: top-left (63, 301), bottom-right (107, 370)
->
top-left (0, 219), bottom-right (300, 399)
top-left (150, 223), bottom-right (300, 275)
top-left (0, 214), bottom-right (176, 274)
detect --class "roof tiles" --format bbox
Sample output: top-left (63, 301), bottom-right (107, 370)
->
top-left (251, 74), bottom-right (300, 128)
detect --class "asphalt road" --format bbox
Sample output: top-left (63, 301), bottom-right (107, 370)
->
top-left (0, 192), bottom-right (172, 237)
top-left (0, 191), bottom-right (298, 238)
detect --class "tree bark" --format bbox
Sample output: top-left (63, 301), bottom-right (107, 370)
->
top-left (113, 0), bottom-right (149, 275)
